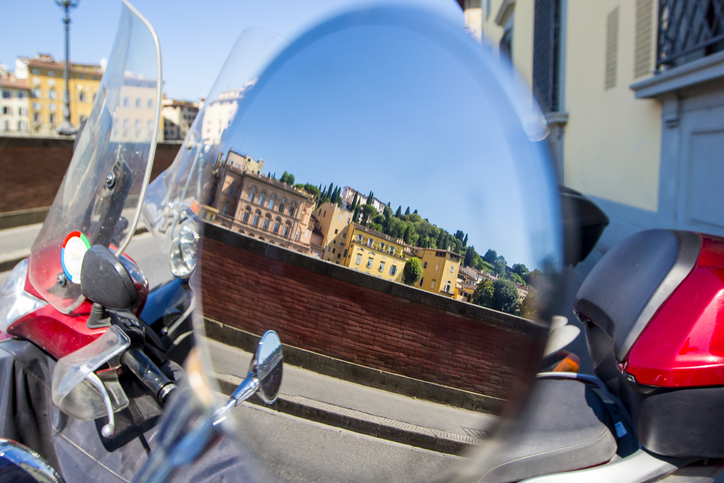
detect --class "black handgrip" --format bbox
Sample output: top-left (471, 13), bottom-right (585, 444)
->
top-left (121, 348), bottom-right (177, 405)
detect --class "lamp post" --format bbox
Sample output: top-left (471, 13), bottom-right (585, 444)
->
top-left (55, 0), bottom-right (79, 136)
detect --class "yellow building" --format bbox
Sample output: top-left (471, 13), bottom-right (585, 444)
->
top-left (459, 1), bottom-right (724, 262)
top-left (410, 247), bottom-right (462, 298)
top-left (16, 54), bottom-right (102, 135)
top-left (331, 223), bottom-right (407, 283)
top-left (312, 202), bottom-right (354, 248)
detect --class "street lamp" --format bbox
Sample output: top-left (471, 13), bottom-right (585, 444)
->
top-left (54, 0), bottom-right (79, 136)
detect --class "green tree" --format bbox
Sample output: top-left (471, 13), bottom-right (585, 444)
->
top-left (509, 272), bottom-right (524, 285)
top-left (475, 278), bottom-right (520, 314)
top-left (404, 206), bottom-right (411, 216)
top-left (493, 279), bottom-right (520, 314)
top-left (403, 257), bottom-right (423, 285)
top-left (463, 233), bottom-right (468, 247)
top-left (360, 204), bottom-right (378, 225)
top-left (472, 278), bottom-right (494, 307)
top-left (279, 171), bottom-right (295, 185)
top-left (493, 258), bottom-right (507, 277)
top-left (367, 191), bottom-right (374, 205)
top-left (483, 249), bottom-right (498, 264)
top-left (351, 193), bottom-right (359, 211)
top-left (464, 245), bottom-right (478, 267)
top-left (512, 263), bottom-right (529, 279)
top-left (395, 206), bottom-right (403, 217)
top-left (403, 225), bottom-right (413, 244)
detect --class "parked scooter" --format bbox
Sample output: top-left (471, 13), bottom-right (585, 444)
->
top-left (0, 3), bottom-right (281, 482)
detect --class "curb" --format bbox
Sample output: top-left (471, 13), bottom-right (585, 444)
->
top-left (214, 372), bottom-right (485, 455)
top-left (0, 208), bottom-right (49, 231)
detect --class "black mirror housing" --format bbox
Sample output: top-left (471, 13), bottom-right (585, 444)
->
top-left (80, 245), bottom-right (140, 310)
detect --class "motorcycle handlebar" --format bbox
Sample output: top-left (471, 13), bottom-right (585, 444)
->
top-left (121, 348), bottom-right (177, 406)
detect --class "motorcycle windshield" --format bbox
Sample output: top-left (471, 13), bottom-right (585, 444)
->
top-left (143, 28), bottom-right (288, 255)
top-left (29, 1), bottom-right (161, 314)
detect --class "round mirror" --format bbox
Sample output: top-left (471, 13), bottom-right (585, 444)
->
top-left (254, 330), bottom-right (283, 404)
top-left (170, 6), bottom-right (563, 480)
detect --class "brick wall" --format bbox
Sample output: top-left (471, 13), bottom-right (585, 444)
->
top-left (200, 222), bottom-right (545, 401)
top-left (0, 135), bottom-right (180, 214)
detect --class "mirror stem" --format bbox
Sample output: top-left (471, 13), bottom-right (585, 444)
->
top-left (214, 373), bottom-right (259, 424)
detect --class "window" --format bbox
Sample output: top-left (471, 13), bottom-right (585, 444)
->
top-left (532, 0), bottom-right (562, 112)
top-left (242, 208), bottom-right (250, 223)
top-left (253, 210), bottom-right (260, 226)
top-left (48, 104), bottom-right (56, 111)
top-left (356, 254), bottom-right (362, 265)
top-left (343, 249), bottom-right (348, 258)
top-left (48, 88), bottom-right (57, 100)
top-left (32, 69), bottom-right (39, 75)
top-left (263, 215), bottom-right (271, 230)
top-left (258, 195), bottom-right (265, 206)
top-left (423, 262), bottom-right (428, 269)
top-left (366, 258), bottom-right (373, 269)
top-left (379, 261), bottom-right (385, 272)
top-left (419, 278), bottom-right (424, 287)
top-left (283, 222), bottom-right (291, 237)
top-left (356, 234), bottom-right (363, 243)
top-left (123, 97), bottom-right (129, 107)
top-left (49, 113), bottom-right (56, 125)
top-left (435, 264), bottom-right (439, 271)
top-left (380, 242), bottom-right (386, 250)
top-left (431, 280), bottom-right (436, 289)
top-left (273, 218), bottom-right (281, 234)
top-left (332, 248), bottom-right (336, 254)
top-left (444, 283), bottom-right (451, 293)
top-left (31, 88), bottom-right (42, 99)
top-left (389, 246), bottom-right (395, 255)
top-left (450, 265), bottom-right (454, 273)
top-left (135, 98), bottom-right (142, 108)
top-left (78, 91), bottom-right (86, 102)
top-left (248, 192), bottom-right (254, 202)
top-left (289, 207), bottom-right (295, 216)
top-left (268, 199), bottom-right (274, 210)
top-left (17, 91), bottom-right (25, 99)
top-left (134, 119), bottom-right (141, 130)
top-left (48, 71), bottom-right (54, 77)
top-left (222, 205), bottom-right (228, 215)
top-left (33, 112), bottom-right (41, 123)
top-left (389, 265), bottom-right (397, 276)
top-left (2, 91), bottom-right (10, 99)
top-left (279, 203), bottom-right (284, 213)
top-left (147, 99), bottom-right (153, 108)
top-left (1, 107), bottom-right (9, 115)
top-left (366, 238), bottom-right (373, 247)
top-left (227, 185), bottom-right (234, 195)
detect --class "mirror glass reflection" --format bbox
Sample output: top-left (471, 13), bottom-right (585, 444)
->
top-left (188, 9), bottom-right (562, 479)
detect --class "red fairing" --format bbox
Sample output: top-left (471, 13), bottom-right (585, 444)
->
top-left (7, 302), bottom-right (106, 359)
top-left (626, 235), bottom-right (724, 388)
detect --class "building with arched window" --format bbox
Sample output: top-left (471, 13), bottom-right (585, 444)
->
top-left (208, 159), bottom-right (318, 255)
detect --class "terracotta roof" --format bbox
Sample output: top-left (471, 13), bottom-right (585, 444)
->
top-left (21, 56), bottom-right (102, 74)
top-left (0, 76), bottom-right (29, 89)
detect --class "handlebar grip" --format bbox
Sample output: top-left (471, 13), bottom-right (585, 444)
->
top-left (121, 348), bottom-right (177, 405)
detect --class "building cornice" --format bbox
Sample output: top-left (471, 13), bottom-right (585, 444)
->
top-left (631, 50), bottom-right (724, 99)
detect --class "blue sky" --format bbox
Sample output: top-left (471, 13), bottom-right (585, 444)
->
top-left (0, 0), bottom-right (465, 101)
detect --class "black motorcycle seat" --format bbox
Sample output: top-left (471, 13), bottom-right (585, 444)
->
top-left (480, 377), bottom-right (617, 482)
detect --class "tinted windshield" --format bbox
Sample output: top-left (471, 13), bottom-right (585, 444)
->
top-left (29, 2), bottom-right (161, 314)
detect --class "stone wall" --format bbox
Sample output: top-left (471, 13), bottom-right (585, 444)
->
top-left (0, 135), bottom-right (180, 214)
top-left (200, 222), bottom-right (545, 402)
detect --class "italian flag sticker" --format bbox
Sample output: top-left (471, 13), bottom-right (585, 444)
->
top-left (61, 231), bottom-right (90, 284)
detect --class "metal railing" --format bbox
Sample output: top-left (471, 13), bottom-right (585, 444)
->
top-left (657, 0), bottom-right (724, 70)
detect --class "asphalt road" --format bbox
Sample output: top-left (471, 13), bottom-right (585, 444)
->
top-left (230, 402), bottom-right (466, 483)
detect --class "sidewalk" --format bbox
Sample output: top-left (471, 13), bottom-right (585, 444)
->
top-left (208, 339), bottom-right (496, 455)
top-left (0, 223), bottom-right (42, 272)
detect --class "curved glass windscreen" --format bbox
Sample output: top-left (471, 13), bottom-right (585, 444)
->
top-left (188, 7), bottom-right (562, 481)
top-left (29, 2), bottom-right (161, 314)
